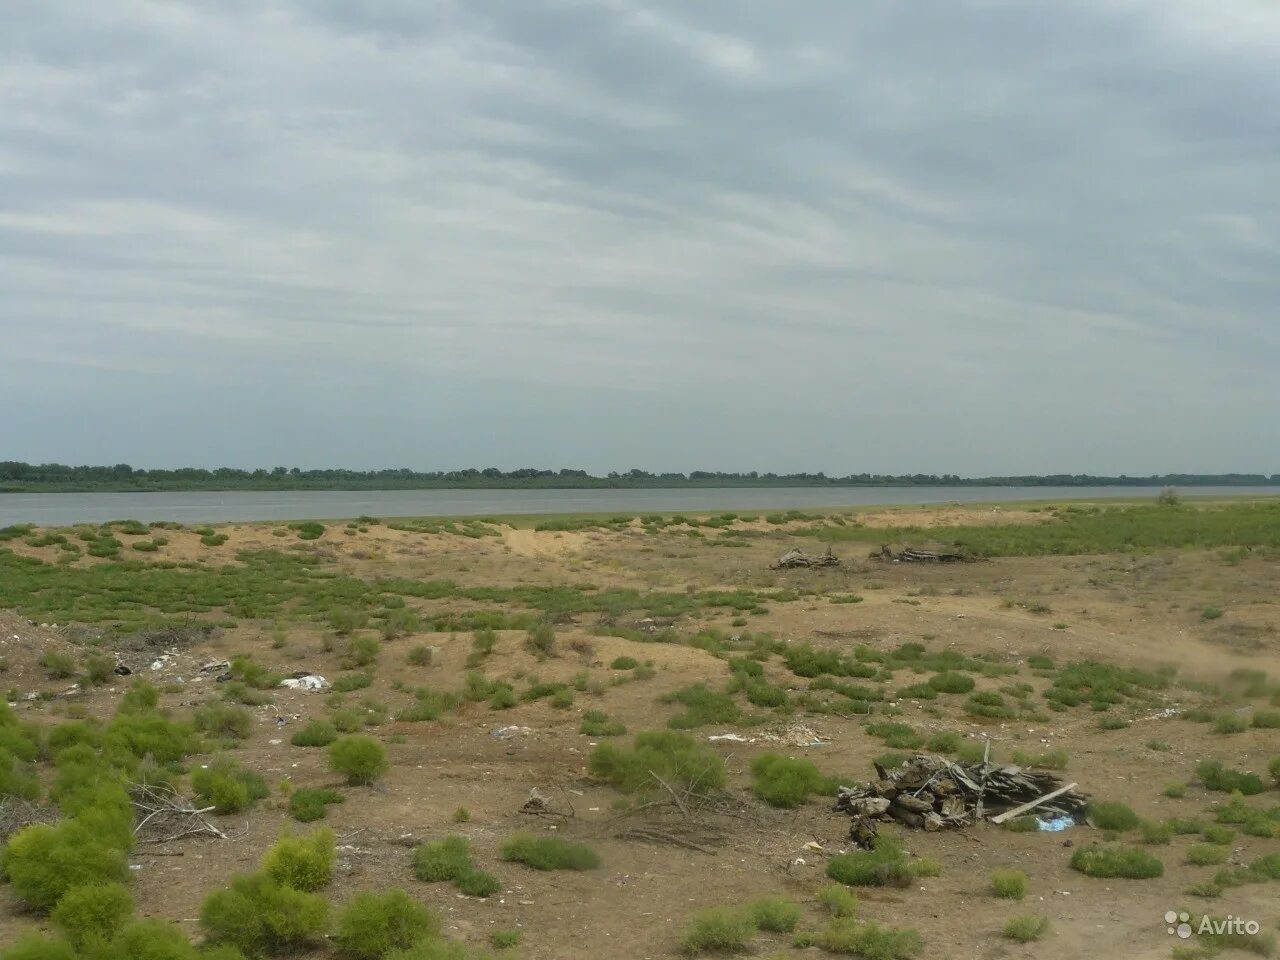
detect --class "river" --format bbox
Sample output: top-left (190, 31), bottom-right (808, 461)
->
top-left (1, 485), bottom-right (1275, 526)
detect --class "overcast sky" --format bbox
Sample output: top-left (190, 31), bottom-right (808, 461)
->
top-left (2, 1), bottom-right (1277, 476)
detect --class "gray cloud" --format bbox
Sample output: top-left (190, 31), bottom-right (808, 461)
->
top-left (1, 0), bottom-right (1277, 473)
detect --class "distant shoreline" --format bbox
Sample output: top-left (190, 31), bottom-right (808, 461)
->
top-left (2, 465), bottom-right (1276, 495)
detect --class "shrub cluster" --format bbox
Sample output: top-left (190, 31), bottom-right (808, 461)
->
top-left (1069, 845), bottom-right (1164, 879)
top-left (289, 787), bottom-right (345, 822)
top-left (328, 735), bottom-right (388, 785)
top-left (499, 831), bottom-right (600, 871)
top-left (826, 835), bottom-right (913, 888)
top-left (412, 835), bottom-right (502, 897)
top-left (589, 730), bottom-right (726, 796)
top-left (750, 753), bottom-right (831, 808)
top-left (334, 889), bottom-right (439, 960)
top-left (192, 757), bottom-right (269, 814)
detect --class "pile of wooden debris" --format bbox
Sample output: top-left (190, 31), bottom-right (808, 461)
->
top-left (871, 545), bottom-right (976, 563)
top-left (771, 548), bottom-right (841, 569)
top-left (834, 754), bottom-right (1087, 847)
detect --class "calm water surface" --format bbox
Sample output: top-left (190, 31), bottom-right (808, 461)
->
top-left (2, 486), bottom-right (1275, 526)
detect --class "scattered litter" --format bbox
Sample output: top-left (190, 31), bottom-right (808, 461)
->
top-left (771, 548), bottom-right (840, 569)
top-left (492, 726), bottom-right (534, 739)
top-left (113, 665), bottom-right (132, 676)
top-left (1037, 816), bottom-right (1074, 832)
top-left (708, 733), bottom-right (752, 743)
top-left (279, 675), bottom-right (328, 691)
top-left (200, 660), bottom-right (231, 673)
top-left (759, 723), bottom-right (828, 747)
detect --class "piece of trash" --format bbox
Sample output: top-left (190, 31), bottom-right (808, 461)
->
top-left (113, 664), bottom-right (132, 676)
top-left (708, 733), bottom-right (751, 743)
top-left (1037, 815), bottom-right (1075, 832)
top-left (279, 675), bottom-right (328, 691)
top-left (200, 660), bottom-right (231, 673)
top-left (492, 726), bottom-right (534, 739)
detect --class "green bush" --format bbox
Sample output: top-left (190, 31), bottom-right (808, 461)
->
top-left (1138, 819), bottom-right (1174, 845)
top-left (194, 702), bottom-right (254, 741)
top-left (230, 656), bottom-right (281, 690)
top-left (1163, 782), bottom-right (1186, 798)
top-left (815, 919), bottom-right (922, 958)
top-left (490, 930), bottom-right (521, 949)
top-left (928, 672), bottom-right (975, 694)
top-left (679, 906), bottom-right (755, 956)
top-left (499, 831), bottom-right (600, 871)
top-left (579, 710), bottom-right (626, 737)
top-left (1213, 712), bottom-right (1248, 734)
top-left (103, 710), bottom-right (196, 766)
top-left (290, 521), bottom-right (325, 540)
top-left (1270, 756), bottom-right (1280, 784)
top-left (328, 735), bottom-right (388, 786)
top-left (611, 656), bottom-right (639, 670)
top-left (1197, 759), bottom-right (1265, 795)
top-left (925, 731), bottom-right (961, 754)
top-left (1187, 844), bottom-right (1230, 866)
top-left (663, 683), bottom-right (744, 729)
top-left (748, 896), bottom-right (800, 932)
top-left (50, 882), bottom-right (134, 947)
top-left (1251, 709), bottom-right (1280, 729)
top-left (413, 836), bottom-right (472, 882)
top-left (333, 889), bottom-right (438, 960)
top-left (290, 720), bottom-right (337, 747)
top-left (40, 650), bottom-right (77, 679)
top-left (100, 919), bottom-right (199, 960)
top-left (1069, 845), bottom-right (1163, 879)
top-left (192, 758), bottom-right (269, 814)
top-left (1202, 824), bottom-right (1235, 845)
top-left (332, 673), bottom-right (374, 693)
top-left (456, 869), bottom-right (501, 898)
top-left (0, 933), bottom-right (79, 960)
top-left (4, 821), bottom-right (129, 911)
top-left (330, 608), bottom-right (368, 636)
top-left (817, 883), bottom-right (858, 918)
top-left (864, 721), bottom-right (923, 750)
top-left (1011, 748), bottom-right (1069, 770)
top-left (288, 787), bottom-right (344, 822)
top-left (525, 624), bottom-right (556, 659)
top-left (1086, 800), bottom-right (1139, 831)
top-left (344, 637), bottom-right (380, 669)
top-left (589, 730), bottom-right (726, 795)
top-left (262, 828), bottom-right (335, 891)
top-left (826, 835), bottom-right (913, 888)
top-left (1002, 914), bottom-right (1049, 943)
top-left (750, 753), bottom-right (827, 808)
top-left (990, 869), bottom-right (1027, 899)
top-left (407, 645), bottom-right (434, 667)
top-left (0, 748), bottom-right (39, 800)
top-left (199, 872), bottom-right (328, 956)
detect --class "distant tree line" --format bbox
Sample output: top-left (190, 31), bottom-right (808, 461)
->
top-left (0, 462), bottom-right (1275, 493)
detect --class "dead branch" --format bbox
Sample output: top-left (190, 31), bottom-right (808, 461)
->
top-left (129, 781), bottom-right (227, 843)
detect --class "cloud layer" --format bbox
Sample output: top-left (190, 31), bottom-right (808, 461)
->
top-left (2, 0), bottom-right (1277, 473)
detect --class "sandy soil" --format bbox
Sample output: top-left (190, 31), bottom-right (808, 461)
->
top-left (1, 514), bottom-right (1278, 960)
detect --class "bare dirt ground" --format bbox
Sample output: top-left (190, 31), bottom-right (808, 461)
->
top-left (1, 510), bottom-right (1278, 960)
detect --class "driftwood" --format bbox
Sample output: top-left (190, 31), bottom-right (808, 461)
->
top-left (872, 545), bottom-right (975, 563)
top-left (771, 548), bottom-right (840, 569)
top-left (834, 754), bottom-right (1088, 846)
